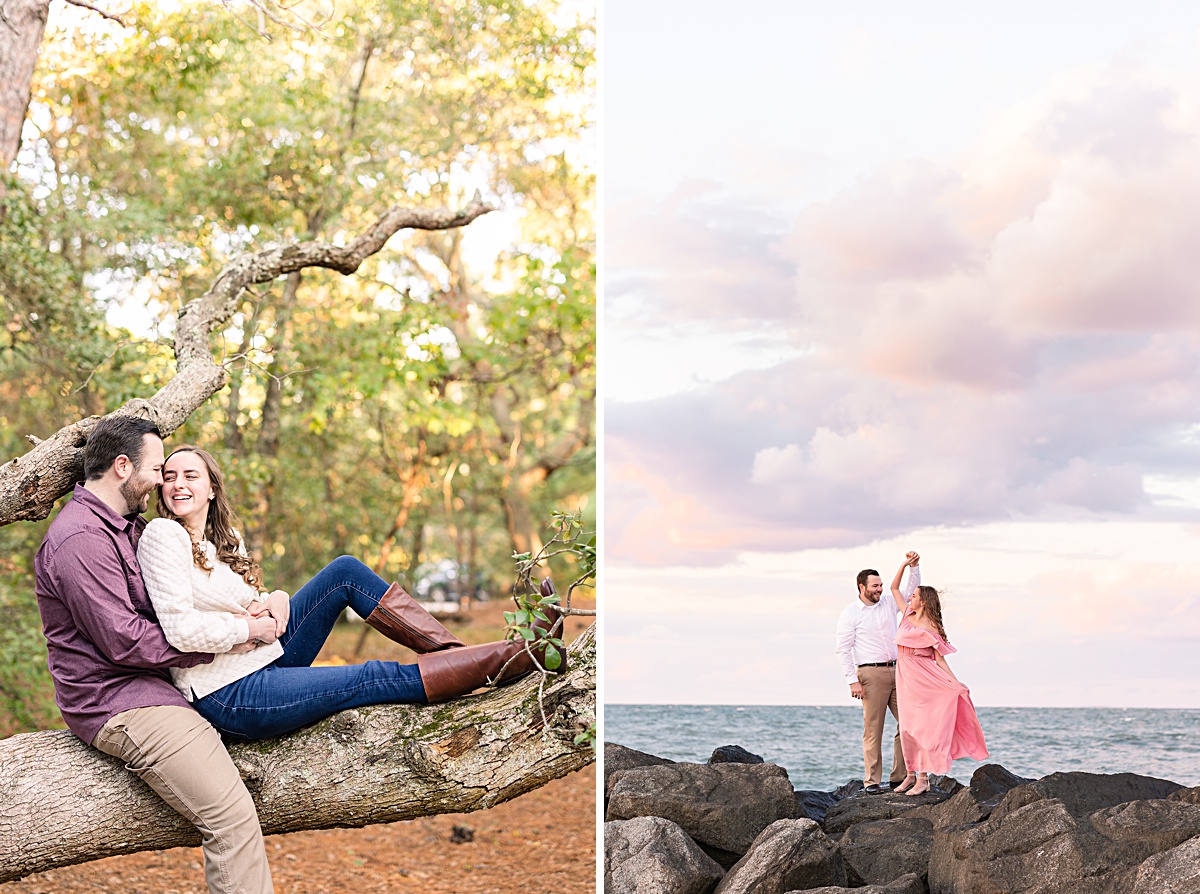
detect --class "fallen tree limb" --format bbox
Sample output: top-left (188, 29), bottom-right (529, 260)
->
top-left (0, 197), bottom-right (493, 527)
top-left (0, 624), bottom-right (594, 882)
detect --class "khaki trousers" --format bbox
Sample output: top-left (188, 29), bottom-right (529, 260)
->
top-left (93, 705), bottom-right (274, 894)
top-left (858, 665), bottom-right (906, 786)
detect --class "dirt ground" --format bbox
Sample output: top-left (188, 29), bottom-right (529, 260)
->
top-left (3, 596), bottom-right (597, 894)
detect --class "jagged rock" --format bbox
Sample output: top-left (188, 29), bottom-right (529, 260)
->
top-left (795, 788), bottom-right (840, 824)
top-left (909, 763), bottom-right (1032, 830)
top-left (824, 783), bottom-right (953, 836)
top-left (928, 796), bottom-right (1200, 894)
top-left (712, 819), bottom-right (845, 894)
top-left (1169, 786), bottom-right (1200, 805)
top-left (605, 742), bottom-right (675, 807)
top-left (990, 770), bottom-right (1183, 823)
top-left (708, 745), bottom-right (763, 765)
top-left (835, 779), bottom-right (864, 799)
top-left (840, 816), bottom-right (933, 886)
top-left (792, 872), bottom-right (927, 894)
top-left (604, 816), bottom-right (726, 894)
top-left (926, 774), bottom-right (964, 796)
top-left (928, 798), bottom-right (1088, 894)
top-left (606, 762), bottom-right (800, 868)
top-left (1129, 834), bottom-right (1200, 893)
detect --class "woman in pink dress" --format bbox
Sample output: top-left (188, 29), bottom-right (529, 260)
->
top-left (888, 554), bottom-right (988, 796)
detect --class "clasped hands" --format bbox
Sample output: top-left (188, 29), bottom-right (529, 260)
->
top-left (228, 590), bottom-right (291, 653)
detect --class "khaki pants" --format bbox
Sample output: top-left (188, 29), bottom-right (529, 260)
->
top-left (94, 705), bottom-right (274, 894)
top-left (858, 665), bottom-right (905, 786)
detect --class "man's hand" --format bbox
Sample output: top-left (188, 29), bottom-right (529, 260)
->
top-left (850, 681), bottom-right (864, 700)
top-left (905, 551), bottom-right (920, 567)
top-left (250, 590), bottom-right (291, 638)
top-left (228, 640), bottom-right (260, 654)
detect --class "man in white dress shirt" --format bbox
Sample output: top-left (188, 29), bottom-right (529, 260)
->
top-left (834, 554), bottom-right (920, 793)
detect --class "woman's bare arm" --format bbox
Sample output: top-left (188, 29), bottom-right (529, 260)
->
top-left (935, 652), bottom-right (962, 685)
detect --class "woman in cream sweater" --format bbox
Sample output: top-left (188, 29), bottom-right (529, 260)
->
top-left (137, 446), bottom-right (561, 741)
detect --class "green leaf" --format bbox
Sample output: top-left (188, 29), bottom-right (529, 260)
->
top-left (543, 643), bottom-right (561, 670)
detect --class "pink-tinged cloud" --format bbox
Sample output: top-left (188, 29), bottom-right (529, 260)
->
top-left (606, 68), bottom-right (1200, 565)
top-left (607, 182), bottom-right (797, 325)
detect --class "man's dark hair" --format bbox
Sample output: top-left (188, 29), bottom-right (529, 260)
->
top-left (856, 569), bottom-right (880, 591)
top-left (83, 416), bottom-right (162, 480)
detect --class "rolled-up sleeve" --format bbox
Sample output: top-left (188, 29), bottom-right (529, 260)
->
top-left (49, 531), bottom-right (212, 670)
top-left (138, 520), bottom-right (248, 653)
top-left (834, 607), bottom-right (859, 684)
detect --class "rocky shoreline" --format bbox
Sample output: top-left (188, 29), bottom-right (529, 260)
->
top-left (603, 742), bottom-right (1200, 894)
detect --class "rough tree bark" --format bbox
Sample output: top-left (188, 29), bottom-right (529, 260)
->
top-left (0, 0), bottom-right (51, 171)
top-left (0, 197), bottom-right (493, 527)
top-left (0, 626), bottom-right (595, 882)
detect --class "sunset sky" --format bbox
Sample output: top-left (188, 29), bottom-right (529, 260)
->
top-left (604, 1), bottom-right (1200, 708)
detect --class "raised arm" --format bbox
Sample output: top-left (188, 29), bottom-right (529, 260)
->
top-left (889, 552), bottom-right (921, 611)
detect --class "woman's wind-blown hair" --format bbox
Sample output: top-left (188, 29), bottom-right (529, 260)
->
top-left (915, 585), bottom-right (950, 644)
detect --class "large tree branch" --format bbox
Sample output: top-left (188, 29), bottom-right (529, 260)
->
top-left (0, 197), bottom-right (493, 527)
top-left (0, 624), bottom-right (594, 883)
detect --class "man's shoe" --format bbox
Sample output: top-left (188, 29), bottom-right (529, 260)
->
top-left (862, 784), bottom-right (884, 795)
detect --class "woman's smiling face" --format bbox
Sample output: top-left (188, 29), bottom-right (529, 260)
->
top-left (161, 450), bottom-right (213, 532)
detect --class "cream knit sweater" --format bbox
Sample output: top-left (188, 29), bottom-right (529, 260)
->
top-left (137, 517), bottom-right (285, 700)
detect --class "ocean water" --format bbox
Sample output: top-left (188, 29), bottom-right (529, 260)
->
top-left (605, 705), bottom-right (1200, 791)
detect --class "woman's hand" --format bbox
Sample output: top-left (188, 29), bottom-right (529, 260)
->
top-left (906, 551), bottom-right (920, 567)
top-left (245, 615), bottom-right (279, 645)
top-left (250, 590), bottom-right (291, 638)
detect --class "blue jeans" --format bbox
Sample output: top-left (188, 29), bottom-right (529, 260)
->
top-left (195, 556), bottom-right (427, 741)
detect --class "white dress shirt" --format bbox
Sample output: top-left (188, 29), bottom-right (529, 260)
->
top-left (834, 565), bottom-right (920, 684)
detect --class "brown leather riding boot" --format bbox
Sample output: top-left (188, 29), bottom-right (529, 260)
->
top-left (364, 582), bottom-right (465, 653)
top-left (417, 580), bottom-right (564, 703)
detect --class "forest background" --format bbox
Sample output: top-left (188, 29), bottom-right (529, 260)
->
top-left (0, 0), bottom-right (595, 738)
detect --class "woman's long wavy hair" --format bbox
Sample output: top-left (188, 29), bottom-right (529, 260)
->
top-left (914, 585), bottom-right (950, 644)
top-left (156, 446), bottom-right (264, 590)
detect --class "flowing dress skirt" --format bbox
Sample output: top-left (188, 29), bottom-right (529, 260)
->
top-left (895, 617), bottom-right (988, 774)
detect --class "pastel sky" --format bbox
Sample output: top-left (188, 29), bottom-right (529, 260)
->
top-left (604, 1), bottom-right (1200, 708)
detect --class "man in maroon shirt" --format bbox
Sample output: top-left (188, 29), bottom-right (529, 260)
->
top-left (35, 416), bottom-right (273, 893)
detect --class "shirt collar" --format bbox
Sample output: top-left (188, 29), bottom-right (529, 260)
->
top-left (70, 483), bottom-right (140, 534)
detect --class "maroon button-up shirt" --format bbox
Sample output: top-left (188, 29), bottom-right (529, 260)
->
top-left (34, 484), bottom-right (214, 744)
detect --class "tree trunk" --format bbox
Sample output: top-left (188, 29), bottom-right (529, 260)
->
top-left (0, 0), bottom-right (50, 170)
top-left (0, 625), bottom-right (595, 882)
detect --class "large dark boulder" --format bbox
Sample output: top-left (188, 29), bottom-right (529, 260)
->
top-left (824, 783), bottom-right (954, 836)
top-left (712, 819), bottom-right (845, 894)
top-left (1128, 835), bottom-right (1200, 894)
top-left (795, 788), bottom-right (840, 824)
top-left (928, 795), bottom-right (1200, 894)
top-left (840, 816), bottom-right (933, 886)
top-left (605, 742), bottom-right (676, 807)
top-left (928, 798), bottom-right (1088, 894)
top-left (708, 745), bottom-right (764, 765)
top-left (604, 816), bottom-right (726, 894)
top-left (990, 771), bottom-right (1183, 823)
top-left (909, 763), bottom-right (1032, 830)
top-left (793, 873), bottom-right (927, 894)
top-left (606, 762), bottom-right (801, 868)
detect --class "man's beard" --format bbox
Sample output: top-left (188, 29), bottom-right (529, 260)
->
top-left (119, 477), bottom-right (153, 515)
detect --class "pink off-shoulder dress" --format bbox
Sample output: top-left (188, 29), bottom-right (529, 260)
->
top-left (895, 609), bottom-right (988, 774)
